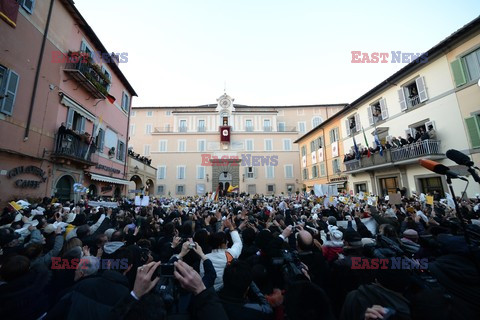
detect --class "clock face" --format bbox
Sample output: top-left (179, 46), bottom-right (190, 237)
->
top-left (222, 129), bottom-right (229, 136)
top-left (220, 99), bottom-right (230, 108)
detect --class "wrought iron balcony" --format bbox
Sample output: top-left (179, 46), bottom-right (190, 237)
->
top-left (154, 126), bottom-right (173, 133)
top-left (64, 55), bottom-right (110, 99)
top-left (178, 126), bottom-right (188, 132)
top-left (245, 126), bottom-right (254, 132)
top-left (52, 133), bottom-right (98, 166)
top-left (264, 126), bottom-right (272, 132)
top-left (344, 140), bottom-right (443, 173)
top-left (197, 126), bottom-right (206, 132)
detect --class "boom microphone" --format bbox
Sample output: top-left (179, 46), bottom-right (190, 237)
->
top-left (419, 159), bottom-right (468, 181)
top-left (446, 149), bottom-right (474, 167)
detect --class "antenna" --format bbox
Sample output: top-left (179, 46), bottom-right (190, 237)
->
top-left (224, 81), bottom-right (226, 94)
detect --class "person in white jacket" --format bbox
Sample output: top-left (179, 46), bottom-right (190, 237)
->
top-left (200, 217), bottom-right (243, 291)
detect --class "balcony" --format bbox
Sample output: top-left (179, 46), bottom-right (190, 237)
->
top-left (245, 126), bottom-right (254, 132)
top-left (278, 126), bottom-right (297, 132)
top-left (264, 126), bottom-right (272, 132)
top-left (407, 95), bottom-right (420, 108)
top-left (64, 54), bottom-right (110, 99)
top-left (344, 140), bottom-right (443, 173)
top-left (154, 126), bottom-right (173, 133)
top-left (179, 127), bottom-right (188, 132)
top-left (52, 133), bottom-right (98, 166)
top-left (197, 126), bottom-right (206, 132)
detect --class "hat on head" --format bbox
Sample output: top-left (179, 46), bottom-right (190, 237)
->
top-left (403, 229), bottom-right (419, 240)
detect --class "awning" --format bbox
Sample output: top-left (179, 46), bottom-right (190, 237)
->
top-left (328, 182), bottom-right (347, 187)
top-left (60, 93), bottom-right (96, 122)
top-left (89, 173), bottom-right (130, 185)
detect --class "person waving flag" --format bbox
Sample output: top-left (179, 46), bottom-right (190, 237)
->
top-left (362, 127), bottom-right (371, 158)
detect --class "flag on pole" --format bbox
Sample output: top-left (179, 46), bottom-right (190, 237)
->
top-left (214, 185), bottom-right (220, 202)
top-left (227, 185), bottom-right (239, 193)
top-left (353, 135), bottom-right (360, 160)
top-left (362, 127), bottom-right (371, 158)
top-left (374, 130), bottom-right (383, 156)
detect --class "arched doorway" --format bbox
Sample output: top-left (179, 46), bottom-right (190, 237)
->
top-left (88, 184), bottom-right (97, 198)
top-left (55, 175), bottom-right (74, 202)
top-left (130, 175), bottom-right (143, 191)
top-left (145, 179), bottom-right (154, 195)
top-left (219, 172), bottom-right (232, 196)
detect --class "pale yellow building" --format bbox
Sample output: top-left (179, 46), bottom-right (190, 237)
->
top-left (130, 95), bottom-right (345, 196)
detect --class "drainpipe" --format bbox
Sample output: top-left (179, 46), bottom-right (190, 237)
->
top-left (24, 0), bottom-right (55, 141)
top-left (124, 98), bottom-right (132, 195)
top-left (322, 127), bottom-right (330, 183)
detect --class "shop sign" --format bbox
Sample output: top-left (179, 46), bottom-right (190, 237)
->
top-left (7, 166), bottom-right (47, 189)
top-left (96, 164), bottom-right (121, 174)
top-left (330, 176), bottom-right (348, 183)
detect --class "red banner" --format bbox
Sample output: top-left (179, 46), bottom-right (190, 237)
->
top-left (0, 0), bottom-right (19, 28)
top-left (220, 126), bottom-right (230, 142)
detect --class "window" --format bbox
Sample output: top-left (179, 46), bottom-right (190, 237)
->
top-left (283, 139), bottom-right (292, 151)
top-left (177, 166), bottom-right (186, 179)
top-left (264, 139), bottom-right (273, 151)
top-left (355, 183), bottom-right (367, 193)
top-left (147, 111), bottom-right (153, 117)
top-left (245, 119), bottom-right (253, 131)
top-left (129, 124), bottom-right (135, 136)
top-left (246, 167), bottom-right (254, 179)
top-left (145, 124), bottom-right (152, 134)
top-left (157, 185), bottom-right (165, 195)
top-left (245, 139), bottom-right (254, 151)
top-left (21, 0), bottom-right (36, 14)
top-left (166, 111), bottom-right (171, 116)
top-left (278, 122), bottom-right (286, 132)
top-left (317, 137), bottom-right (324, 149)
top-left (312, 165), bottom-right (318, 178)
top-left (0, 66), bottom-right (19, 115)
top-left (116, 141), bottom-right (125, 161)
top-left (297, 108), bottom-right (304, 115)
top-left (298, 122), bottom-right (306, 133)
top-left (157, 166), bottom-right (166, 179)
top-left (197, 139), bottom-right (206, 152)
top-left (176, 185), bottom-right (185, 195)
top-left (266, 184), bottom-right (276, 194)
top-left (452, 48), bottom-right (480, 87)
top-left (178, 140), bottom-right (186, 152)
top-left (247, 184), bottom-right (256, 194)
top-left (95, 128), bottom-right (105, 153)
top-left (198, 120), bottom-right (206, 132)
top-left (197, 166), bottom-right (205, 179)
top-left (285, 165), bottom-right (294, 179)
top-left (179, 120), bottom-right (187, 132)
top-left (264, 119), bottom-right (272, 132)
top-left (66, 109), bottom-right (86, 133)
top-left (130, 111), bottom-right (136, 117)
top-left (310, 140), bottom-right (317, 152)
top-left (368, 99), bottom-right (389, 125)
top-left (312, 117), bottom-right (322, 128)
top-left (121, 92), bottom-right (130, 112)
top-left (398, 77), bottom-right (428, 111)
top-left (266, 166), bottom-right (274, 179)
top-left (302, 168), bottom-right (308, 180)
top-left (329, 127), bottom-right (339, 143)
top-left (144, 145), bottom-right (150, 156)
top-left (158, 140), bottom-right (167, 152)
top-left (101, 66), bottom-right (112, 92)
top-left (320, 163), bottom-right (326, 176)
top-left (465, 114), bottom-right (480, 148)
top-left (332, 159), bottom-right (341, 173)
top-left (301, 145), bottom-right (306, 157)
top-left (345, 114), bottom-right (361, 136)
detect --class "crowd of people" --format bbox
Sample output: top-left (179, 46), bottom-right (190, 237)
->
top-left (0, 189), bottom-right (479, 320)
top-left (344, 125), bottom-right (437, 162)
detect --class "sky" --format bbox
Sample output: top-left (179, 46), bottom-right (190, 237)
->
top-left (74, 0), bottom-right (480, 107)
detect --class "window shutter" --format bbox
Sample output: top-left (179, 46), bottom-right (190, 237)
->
top-left (80, 117), bottom-right (86, 133)
top-left (416, 76), bottom-right (428, 102)
top-left (425, 120), bottom-right (436, 130)
top-left (345, 120), bottom-right (350, 137)
top-left (465, 116), bottom-right (480, 148)
top-left (66, 108), bottom-right (75, 129)
top-left (99, 129), bottom-right (105, 152)
top-left (451, 59), bottom-right (467, 87)
top-left (380, 98), bottom-right (389, 120)
top-left (355, 113), bottom-right (361, 132)
top-left (398, 88), bottom-right (407, 111)
top-left (254, 167), bottom-right (258, 179)
top-left (1, 70), bottom-right (19, 115)
top-left (367, 107), bottom-right (374, 126)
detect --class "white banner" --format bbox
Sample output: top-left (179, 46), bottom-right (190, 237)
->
top-left (318, 148), bottom-right (324, 162)
top-left (311, 151), bottom-right (317, 164)
top-left (332, 141), bottom-right (339, 158)
top-left (302, 155), bottom-right (306, 168)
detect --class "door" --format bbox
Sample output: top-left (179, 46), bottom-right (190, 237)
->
top-left (379, 177), bottom-right (399, 197)
top-left (56, 176), bottom-right (73, 202)
top-left (419, 177), bottom-right (444, 197)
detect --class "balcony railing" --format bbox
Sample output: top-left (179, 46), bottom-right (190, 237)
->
top-left (154, 126), bottom-right (173, 133)
top-left (278, 126), bottom-right (297, 132)
top-left (64, 57), bottom-right (110, 99)
top-left (179, 127), bottom-right (188, 132)
top-left (245, 126), bottom-right (254, 132)
top-left (197, 127), bottom-right (206, 132)
top-left (344, 140), bottom-right (443, 172)
top-left (53, 133), bottom-right (97, 165)
top-left (407, 95), bottom-right (420, 107)
top-left (264, 126), bottom-right (272, 132)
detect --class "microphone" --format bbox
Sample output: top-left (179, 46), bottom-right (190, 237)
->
top-left (446, 149), bottom-right (474, 167)
top-left (446, 149), bottom-right (480, 183)
top-left (419, 159), bottom-right (468, 181)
